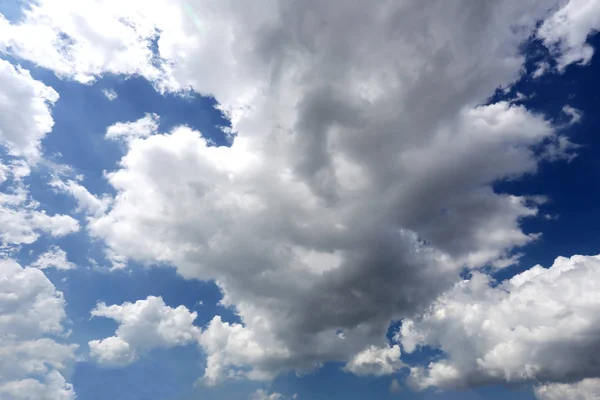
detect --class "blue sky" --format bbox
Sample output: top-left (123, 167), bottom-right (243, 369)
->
top-left (1, 1), bottom-right (600, 400)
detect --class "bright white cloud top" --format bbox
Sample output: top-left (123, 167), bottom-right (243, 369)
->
top-left (0, 260), bottom-right (77, 399)
top-left (0, 0), bottom-right (600, 399)
top-left (399, 254), bottom-right (600, 390)
top-left (89, 296), bottom-right (200, 366)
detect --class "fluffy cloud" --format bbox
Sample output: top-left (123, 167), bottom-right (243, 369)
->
top-left (31, 245), bottom-right (77, 270)
top-left (90, 102), bottom-right (554, 381)
top-left (0, 172), bottom-right (79, 247)
top-left (49, 177), bottom-right (111, 218)
top-left (0, 259), bottom-right (77, 399)
top-left (0, 58), bottom-right (58, 160)
top-left (4, 0), bottom-right (600, 386)
top-left (0, 371), bottom-right (75, 400)
top-left (535, 378), bottom-right (600, 400)
top-left (398, 254), bottom-right (600, 390)
top-left (105, 113), bottom-right (160, 142)
top-left (538, 0), bottom-right (600, 70)
top-left (0, 0), bottom-right (177, 89)
top-left (89, 296), bottom-right (200, 366)
top-left (81, 0), bottom-right (598, 384)
top-left (343, 345), bottom-right (403, 377)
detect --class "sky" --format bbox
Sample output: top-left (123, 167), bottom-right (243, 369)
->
top-left (1, 1), bottom-right (600, 399)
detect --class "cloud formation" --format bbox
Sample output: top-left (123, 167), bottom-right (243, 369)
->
top-left (535, 378), bottom-right (600, 400)
top-left (0, 59), bottom-right (58, 160)
top-left (399, 254), bottom-right (600, 390)
top-left (32, 246), bottom-right (77, 271)
top-left (2, 0), bottom-right (600, 391)
top-left (343, 345), bottom-right (403, 377)
top-left (0, 259), bottom-right (77, 399)
top-left (89, 296), bottom-right (200, 366)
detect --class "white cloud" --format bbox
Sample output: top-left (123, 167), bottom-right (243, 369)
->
top-left (31, 245), bottom-right (77, 270)
top-left (0, 259), bottom-right (67, 338)
top-left (0, 179), bottom-right (79, 246)
top-left (0, 259), bottom-right (77, 399)
top-left (343, 345), bottom-right (403, 377)
top-left (0, 58), bottom-right (58, 160)
top-left (0, 370), bottom-right (75, 400)
top-left (49, 177), bottom-right (111, 218)
top-left (538, 0), bottom-right (600, 70)
top-left (199, 316), bottom-right (291, 385)
top-left (102, 88), bottom-right (118, 101)
top-left (562, 105), bottom-right (583, 125)
top-left (4, 0), bottom-right (600, 386)
top-left (532, 61), bottom-right (551, 78)
top-left (89, 296), bottom-right (200, 366)
top-left (0, 1), bottom-right (179, 90)
top-left (250, 389), bottom-right (284, 400)
top-left (105, 113), bottom-right (160, 142)
top-left (535, 378), bottom-right (600, 400)
top-left (398, 254), bottom-right (600, 390)
top-left (82, 0), bottom-right (599, 384)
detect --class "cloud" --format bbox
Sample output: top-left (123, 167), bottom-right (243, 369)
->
top-left (49, 177), bottom-right (111, 218)
top-left (0, 58), bottom-right (58, 160)
top-left (398, 254), bottom-right (600, 390)
top-left (80, 0), bottom-right (600, 384)
top-left (102, 89), bottom-right (118, 101)
top-left (343, 345), bottom-right (403, 377)
top-left (0, 1), bottom-right (178, 90)
top-left (31, 245), bottom-right (77, 270)
top-left (105, 113), bottom-right (160, 143)
top-left (0, 370), bottom-right (75, 400)
top-left (250, 389), bottom-right (284, 400)
top-left (0, 171), bottom-right (79, 246)
top-left (535, 378), bottom-right (600, 400)
top-left (89, 100), bottom-right (554, 382)
top-left (89, 296), bottom-right (200, 366)
top-left (0, 259), bottom-right (77, 399)
top-left (4, 0), bottom-right (600, 386)
top-left (532, 61), bottom-right (552, 78)
top-left (562, 105), bottom-right (583, 125)
top-left (538, 0), bottom-right (600, 70)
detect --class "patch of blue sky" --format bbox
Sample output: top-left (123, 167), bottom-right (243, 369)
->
top-left (492, 33), bottom-right (600, 281)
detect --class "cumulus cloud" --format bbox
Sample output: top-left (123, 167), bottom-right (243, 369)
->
top-left (78, 0), bottom-right (600, 384)
top-left (90, 101), bottom-right (554, 381)
top-left (0, 1), bottom-right (178, 89)
top-left (4, 0), bottom-right (600, 387)
top-left (535, 378), bottom-right (600, 400)
top-left (31, 245), bottom-right (77, 270)
top-left (49, 177), bottom-right (111, 218)
top-left (105, 113), bottom-right (160, 142)
top-left (89, 296), bottom-right (200, 366)
top-left (398, 254), bottom-right (600, 390)
top-left (0, 58), bottom-right (58, 160)
top-left (0, 259), bottom-right (77, 399)
top-left (538, 0), bottom-right (600, 70)
top-left (0, 172), bottom-right (79, 246)
top-left (0, 370), bottom-right (75, 400)
top-left (343, 345), bottom-right (403, 377)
